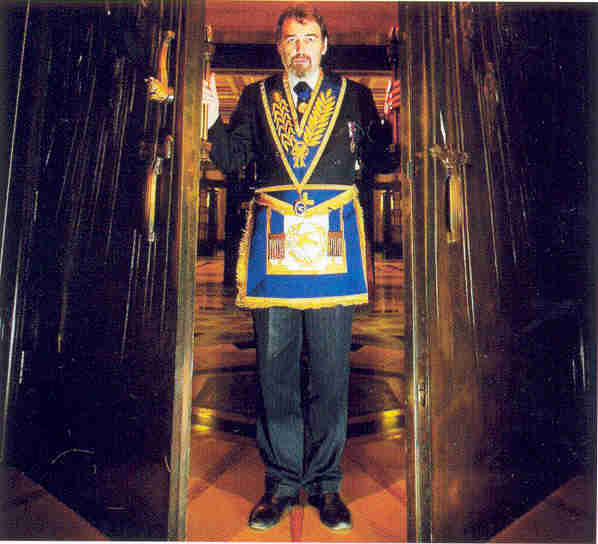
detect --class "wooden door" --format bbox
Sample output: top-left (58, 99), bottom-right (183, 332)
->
top-left (1, 0), bottom-right (203, 538)
top-left (401, 3), bottom-right (590, 541)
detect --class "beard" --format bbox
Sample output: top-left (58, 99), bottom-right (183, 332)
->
top-left (286, 55), bottom-right (314, 78)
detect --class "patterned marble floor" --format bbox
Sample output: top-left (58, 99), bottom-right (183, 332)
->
top-left (187, 431), bottom-right (407, 542)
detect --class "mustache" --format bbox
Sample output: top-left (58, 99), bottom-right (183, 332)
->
top-left (292, 54), bottom-right (310, 61)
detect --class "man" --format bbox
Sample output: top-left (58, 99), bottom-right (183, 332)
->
top-left (202, 5), bottom-right (398, 532)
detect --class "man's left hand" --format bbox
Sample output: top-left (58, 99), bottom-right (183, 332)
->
top-left (384, 79), bottom-right (401, 119)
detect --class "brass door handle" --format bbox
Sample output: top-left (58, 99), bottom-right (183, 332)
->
top-left (430, 145), bottom-right (469, 243)
top-left (144, 134), bottom-right (173, 242)
top-left (146, 30), bottom-right (175, 103)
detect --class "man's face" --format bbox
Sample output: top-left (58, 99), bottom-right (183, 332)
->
top-left (277, 17), bottom-right (327, 78)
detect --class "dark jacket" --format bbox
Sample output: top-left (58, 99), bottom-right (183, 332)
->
top-left (207, 71), bottom-right (394, 187)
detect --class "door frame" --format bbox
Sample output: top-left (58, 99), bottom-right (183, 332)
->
top-left (175, 0), bottom-right (417, 539)
top-left (167, 0), bottom-right (208, 538)
top-left (398, 3), bottom-right (432, 541)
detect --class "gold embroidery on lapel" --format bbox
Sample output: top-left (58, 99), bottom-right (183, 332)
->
top-left (261, 75), bottom-right (347, 195)
top-left (303, 88), bottom-right (336, 146)
top-left (271, 91), bottom-right (294, 152)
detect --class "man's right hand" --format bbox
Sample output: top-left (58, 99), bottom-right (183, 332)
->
top-left (202, 72), bottom-right (219, 130)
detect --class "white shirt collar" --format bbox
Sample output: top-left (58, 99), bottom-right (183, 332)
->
top-left (288, 69), bottom-right (321, 97)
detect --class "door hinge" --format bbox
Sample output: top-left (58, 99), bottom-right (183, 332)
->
top-left (418, 380), bottom-right (426, 407)
top-left (407, 159), bottom-right (415, 179)
top-left (18, 350), bottom-right (28, 384)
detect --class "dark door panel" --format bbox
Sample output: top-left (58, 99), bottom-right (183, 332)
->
top-left (1, 1), bottom-right (199, 539)
top-left (402, 3), bottom-right (593, 541)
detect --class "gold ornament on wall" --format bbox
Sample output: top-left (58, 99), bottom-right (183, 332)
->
top-left (483, 61), bottom-right (499, 128)
top-left (459, 3), bottom-right (475, 71)
top-left (430, 145), bottom-right (470, 243)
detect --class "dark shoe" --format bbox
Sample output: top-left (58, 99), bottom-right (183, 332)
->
top-left (248, 494), bottom-right (298, 530)
top-left (308, 492), bottom-right (353, 531)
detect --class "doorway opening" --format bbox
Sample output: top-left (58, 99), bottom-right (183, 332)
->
top-left (187, 2), bottom-right (405, 539)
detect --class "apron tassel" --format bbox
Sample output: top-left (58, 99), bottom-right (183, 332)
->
top-left (328, 231), bottom-right (344, 257)
top-left (268, 233), bottom-right (285, 259)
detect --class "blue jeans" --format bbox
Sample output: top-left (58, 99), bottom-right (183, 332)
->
top-left (252, 305), bottom-right (354, 498)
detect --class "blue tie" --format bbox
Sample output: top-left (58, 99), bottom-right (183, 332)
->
top-left (294, 81), bottom-right (311, 118)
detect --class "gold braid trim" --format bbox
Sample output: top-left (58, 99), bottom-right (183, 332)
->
top-left (353, 192), bottom-right (369, 289)
top-left (256, 184), bottom-right (350, 193)
top-left (239, 293), bottom-right (368, 310)
top-left (235, 199), bottom-right (255, 308)
top-left (255, 186), bottom-right (358, 218)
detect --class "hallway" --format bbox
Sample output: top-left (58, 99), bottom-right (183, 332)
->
top-left (187, 256), bottom-right (408, 540)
